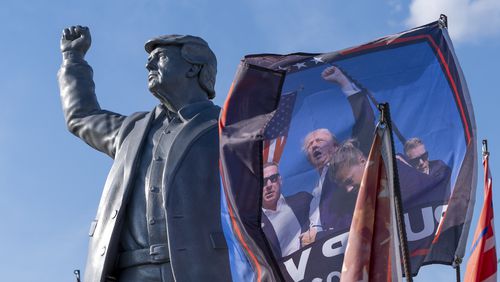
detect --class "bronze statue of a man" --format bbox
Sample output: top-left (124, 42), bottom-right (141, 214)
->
top-left (58, 25), bottom-right (231, 282)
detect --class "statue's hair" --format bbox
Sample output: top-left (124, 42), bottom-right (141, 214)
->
top-left (404, 137), bottom-right (424, 155)
top-left (331, 139), bottom-right (364, 176)
top-left (179, 44), bottom-right (217, 99)
top-left (145, 35), bottom-right (217, 99)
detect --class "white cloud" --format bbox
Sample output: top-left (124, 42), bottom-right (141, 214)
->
top-left (405, 0), bottom-right (500, 43)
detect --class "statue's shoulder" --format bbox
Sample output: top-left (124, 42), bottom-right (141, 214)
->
top-left (204, 104), bottom-right (221, 120)
top-left (187, 103), bottom-right (220, 124)
top-left (114, 110), bottom-right (152, 147)
top-left (124, 111), bottom-right (151, 126)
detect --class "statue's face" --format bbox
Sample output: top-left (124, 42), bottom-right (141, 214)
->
top-left (146, 45), bottom-right (192, 105)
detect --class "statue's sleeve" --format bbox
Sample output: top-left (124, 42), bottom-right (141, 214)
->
top-left (347, 90), bottom-right (375, 156)
top-left (57, 51), bottom-right (126, 158)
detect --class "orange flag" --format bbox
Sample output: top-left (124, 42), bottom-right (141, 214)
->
top-left (464, 148), bottom-right (497, 282)
top-left (341, 126), bottom-right (403, 282)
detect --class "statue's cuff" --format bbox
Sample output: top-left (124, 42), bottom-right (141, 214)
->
top-left (62, 51), bottom-right (85, 61)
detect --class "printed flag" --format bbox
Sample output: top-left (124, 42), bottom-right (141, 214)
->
top-left (219, 18), bottom-right (477, 281)
top-left (464, 150), bottom-right (497, 282)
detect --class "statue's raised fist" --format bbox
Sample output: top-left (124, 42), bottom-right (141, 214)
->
top-left (60, 25), bottom-right (91, 56)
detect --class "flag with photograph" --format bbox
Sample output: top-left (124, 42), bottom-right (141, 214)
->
top-left (219, 18), bottom-right (477, 281)
top-left (464, 148), bottom-right (497, 282)
top-left (340, 125), bottom-right (403, 282)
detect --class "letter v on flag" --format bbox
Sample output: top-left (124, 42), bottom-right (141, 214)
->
top-left (464, 146), bottom-right (497, 282)
top-left (340, 125), bottom-right (404, 282)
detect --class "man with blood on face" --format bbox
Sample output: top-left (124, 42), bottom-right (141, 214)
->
top-left (300, 129), bottom-right (339, 246)
top-left (302, 139), bottom-right (367, 247)
top-left (298, 66), bottom-right (376, 247)
top-left (261, 163), bottom-right (312, 258)
top-left (303, 129), bottom-right (339, 173)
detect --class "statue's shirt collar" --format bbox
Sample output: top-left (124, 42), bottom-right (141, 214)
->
top-left (155, 100), bottom-right (214, 123)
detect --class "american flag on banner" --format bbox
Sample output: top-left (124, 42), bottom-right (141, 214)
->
top-left (263, 91), bottom-right (297, 164)
top-left (464, 148), bottom-right (497, 282)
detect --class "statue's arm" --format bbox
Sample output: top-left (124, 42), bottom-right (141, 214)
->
top-left (58, 26), bottom-right (125, 158)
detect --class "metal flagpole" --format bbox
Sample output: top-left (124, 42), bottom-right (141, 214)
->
top-left (454, 257), bottom-right (462, 282)
top-left (441, 13), bottom-right (465, 282)
top-left (378, 103), bottom-right (413, 281)
top-left (483, 139), bottom-right (489, 156)
top-left (74, 269), bottom-right (81, 282)
top-left (439, 14), bottom-right (448, 29)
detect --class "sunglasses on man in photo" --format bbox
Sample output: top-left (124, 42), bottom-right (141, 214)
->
top-left (263, 173), bottom-right (280, 184)
top-left (408, 151), bottom-right (429, 167)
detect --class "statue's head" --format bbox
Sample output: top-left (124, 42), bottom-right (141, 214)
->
top-left (144, 35), bottom-right (217, 109)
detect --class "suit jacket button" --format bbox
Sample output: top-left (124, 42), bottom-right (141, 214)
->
top-left (100, 246), bottom-right (106, 256)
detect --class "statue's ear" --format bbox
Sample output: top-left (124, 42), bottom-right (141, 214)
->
top-left (186, 64), bottom-right (202, 78)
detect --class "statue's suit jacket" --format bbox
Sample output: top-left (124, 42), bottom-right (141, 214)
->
top-left (58, 53), bottom-right (231, 282)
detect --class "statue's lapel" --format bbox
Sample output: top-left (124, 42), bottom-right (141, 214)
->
top-left (120, 109), bottom-right (156, 194)
top-left (162, 107), bottom-right (219, 198)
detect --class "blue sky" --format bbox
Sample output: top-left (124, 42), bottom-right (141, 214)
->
top-left (0, 0), bottom-right (499, 281)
